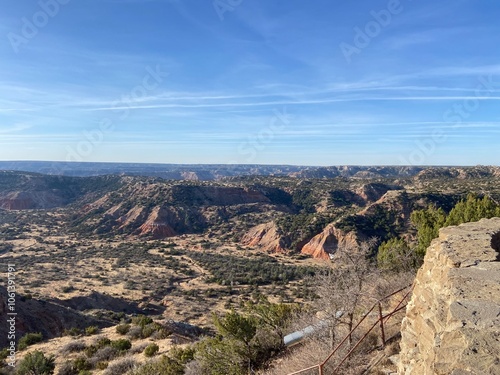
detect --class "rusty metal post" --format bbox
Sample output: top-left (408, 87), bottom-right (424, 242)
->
top-left (378, 302), bottom-right (386, 346)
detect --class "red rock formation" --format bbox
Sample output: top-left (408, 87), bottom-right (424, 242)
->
top-left (117, 206), bottom-right (147, 227)
top-left (301, 224), bottom-right (359, 260)
top-left (355, 183), bottom-right (401, 203)
top-left (139, 222), bottom-right (176, 238)
top-left (359, 189), bottom-right (412, 223)
top-left (0, 194), bottom-right (33, 210)
top-left (0, 191), bottom-right (64, 210)
top-left (137, 206), bottom-right (177, 238)
top-left (104, 204), bottom-right (123, 218)
top-left (241, 222), bottom-right (289, 253)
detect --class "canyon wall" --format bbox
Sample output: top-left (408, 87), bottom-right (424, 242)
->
top-left (399, 218), bottom-right (500, 375)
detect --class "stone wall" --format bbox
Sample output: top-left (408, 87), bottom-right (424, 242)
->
top-left (399, 218), bottom-right (500, 375)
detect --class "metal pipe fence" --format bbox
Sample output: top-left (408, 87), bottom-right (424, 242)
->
top-left (286, 285), bottom-right (413, 375)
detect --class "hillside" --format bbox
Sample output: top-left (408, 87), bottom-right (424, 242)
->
top-left (1, 166), bottom-right (500, 374)
top-left (2, 168), bottom-right (500, 256)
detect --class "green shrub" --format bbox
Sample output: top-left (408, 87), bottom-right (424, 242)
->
top-left (169, 346), bottom-right (195, 364)
top-left (110, 339), bottom-right (131, 351)
top-left (16, 350), bottom-right (55, 375)
top-left (115, 324), bottom-right (130, 335)
top-left (131, 315), bottom-right (153, 328)
top-left (194, 301), bottom-right (294, 374)
top-left (18, 332), bottom-right (43, 351)
top-left (96, 337), bottom-right (111, 347)
top-left (143, 343), bottom-right (159, 357)
top-left (84, 345), bottom-right (97, 358)
top-left (141, 323), bottom-right (161, 338)
top-left (63, 327), bottom-right (81, 337)
top-left (96, 362), bottom-right (108, 370)
top-left (187, 251), bottom-right (317, 286)
top-left (411, 205), bottom-right (446, 256)
top-left (84, 337), bottom-right (112, 358)
top-left (73, 357), bottom-right (91, 372)
top-left (85, 326), bottom-right (99, 336)
top-left (377, 238), bottom-right (418, 272)
top-left (445, 194), bottom-right (500, 227)
top-left (0, 347), bottom-right (9, 361)
top-left (411, 194), bottom-right (500, 256)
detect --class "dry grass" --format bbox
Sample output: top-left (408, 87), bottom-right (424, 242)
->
top-left (0, 216), bottom-right (320, 374)
top-left (1, 216), bottom-right (313, 327)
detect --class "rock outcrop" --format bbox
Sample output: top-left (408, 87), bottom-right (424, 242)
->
top-left (0, 191), bottom-right (66, 210)
top-left (399, 218), bottom-right (500, 375)
top-left (241, 222), bottom-right (289, 253)
top-left (137, 206), bottom-right (178, 238)
top-left (356, 183), bottom-right (403, 203)
top-left (300, 224), bottom-right (360, 260)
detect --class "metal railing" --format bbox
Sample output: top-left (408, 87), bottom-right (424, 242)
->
top-left (287, 285), bottom-right (413, 375)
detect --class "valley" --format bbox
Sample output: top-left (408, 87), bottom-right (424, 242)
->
top-left (1, 165), bottom-right (500, 374)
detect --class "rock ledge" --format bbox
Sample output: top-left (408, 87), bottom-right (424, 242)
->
top-left (399, 218), bottom-right (500, 375)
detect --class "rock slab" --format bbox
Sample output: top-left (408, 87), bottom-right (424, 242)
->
top-left (399, 218), bottom-right (500, 375)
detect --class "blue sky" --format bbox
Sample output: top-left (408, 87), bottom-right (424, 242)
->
top-left (1, 0), bottom-right (499, 165)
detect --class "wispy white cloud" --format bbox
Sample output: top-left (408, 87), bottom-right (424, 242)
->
top-left (0, 123), bottom-right (32, 133)
top-left (1, 0), bottom-right (500, 164)
top-left (425, 65), bottom-right (500, 77)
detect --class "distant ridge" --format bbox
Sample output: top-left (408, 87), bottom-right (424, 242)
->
top-left (0, 161), bottom-right (498, 181)
top-left (0, 161), bottom-right (305, 179)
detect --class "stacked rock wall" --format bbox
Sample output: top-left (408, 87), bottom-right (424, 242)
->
top-left (399, 218), bottom-right (500, 375)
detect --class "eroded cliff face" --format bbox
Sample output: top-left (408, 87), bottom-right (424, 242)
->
top-left (75, 184), bottom-right (273, 238)
top-left (300, 223), bottom-right (361, 260)
top-left (241, 221), bottom-right (289, 253)
top-left (137, 206), bottom-right (179, 238)
top-left (0, 191), bottom-right (66, 210)
top-left (399, 218), bottom-right (500, 375)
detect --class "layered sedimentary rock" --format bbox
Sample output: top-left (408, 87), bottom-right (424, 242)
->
top-left (241, 222), bottom-right (289, 253)
top-left (300, 224), bottom-right (360, 260)
top-left (137, 206), bottom-right (179, 238)
top-left (0, 191), bottom-right (65, 210)
top-left (399, 218), bottom-right (500, 375)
